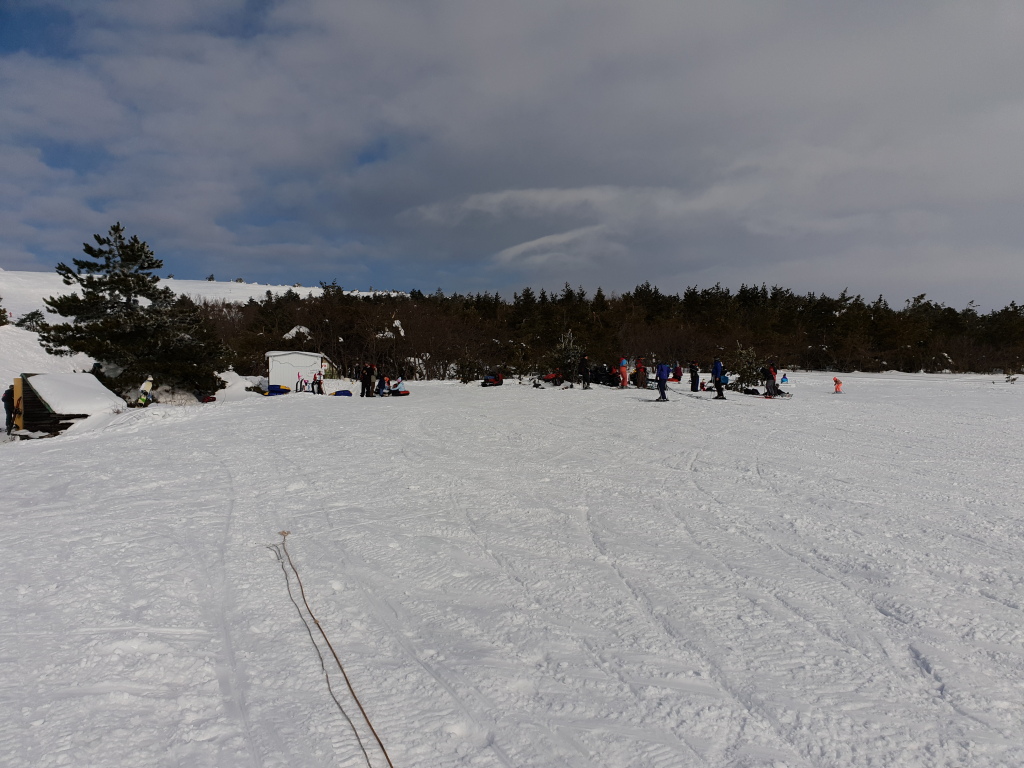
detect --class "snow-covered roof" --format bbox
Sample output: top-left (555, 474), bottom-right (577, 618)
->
top-left (266, 350), bottom-right (325, 359)
top-left (265, 350), bottom-right (336, 368)
top-left (24, 373), bottom-right (125, 416)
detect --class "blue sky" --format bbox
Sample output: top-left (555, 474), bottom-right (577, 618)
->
top-left (2, 1), bottom-right (1023, 308)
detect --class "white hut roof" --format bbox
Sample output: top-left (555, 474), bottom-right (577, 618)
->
top-left (265, 350), bottom-right (336, 367)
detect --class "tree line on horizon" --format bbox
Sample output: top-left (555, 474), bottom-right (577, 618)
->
top-left (6, 222), bottom-right (1022, 394)
top-left (198, 280), bottom-right (1024, 382)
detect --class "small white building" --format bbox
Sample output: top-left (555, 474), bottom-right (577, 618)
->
top-left (265, 351), bottom-right (335, 390)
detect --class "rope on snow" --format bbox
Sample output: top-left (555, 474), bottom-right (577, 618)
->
top-left (270, 531), bottom-right (395, 768)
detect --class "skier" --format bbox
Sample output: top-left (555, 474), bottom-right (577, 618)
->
top-left (833, 377), bottom-right (843, 394)
top-left (311, 370), bottom-right (325, 395)
top-left (655, 361), bottom-right (671, 401)
top-left (3, 385), bottom-right (15, 435)
top-left (711, 358), bottom-right (726, 400)
top-left (619, 356), bottom-right (629, 389)
top-left (137, 376), bottom-right (154, 407)
top-left (578, 354), bottom-right (592, 389)
top-left (689, 361), bottom-right (700, 392)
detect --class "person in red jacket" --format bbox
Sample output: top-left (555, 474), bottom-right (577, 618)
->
top-left (635, 358), bottom-right (648, 389)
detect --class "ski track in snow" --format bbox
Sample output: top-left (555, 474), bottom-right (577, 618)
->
top-left (2, 372), bottom-right (1024, 767)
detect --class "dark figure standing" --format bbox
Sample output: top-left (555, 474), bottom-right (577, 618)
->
top-left (359, 363), bottom-right (373, 397)
top-left (635, 359), bottom-right (648, 389)
top-left (655, 362), bottom-right (671, 401)
top-left (578, 355), bottom-right (592, 389)
top-left (765, 360), bottom-right (778, 398)
top-left (712, 358), bottom-right (726, 400)
top-left (689, 361), bottom-right (700, 392)
top-left (3, 385), bottom-right (14, 435)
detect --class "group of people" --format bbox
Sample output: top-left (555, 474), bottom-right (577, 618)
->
top-left (759, 361), bottom-right (788, 399)
top-left (570, 356), bottom-right (800, 401)
top-left (292, 371), bottom-right (326, 394)
top-left (358, 363), bottom-right (409, 397)
top-left (570, 356), bottom-right (729, 401)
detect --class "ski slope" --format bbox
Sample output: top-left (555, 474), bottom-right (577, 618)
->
top-left (2, 367), bottom-right (1023, 767)
top-left (0, 267), bottom-right (402, 325)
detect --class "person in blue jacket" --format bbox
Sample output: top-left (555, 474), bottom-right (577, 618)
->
top-left (655, 361), bottom-right (671, 401)
top-left (711, 358), bottom-right (726, 400)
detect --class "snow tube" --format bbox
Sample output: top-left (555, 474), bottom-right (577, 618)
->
top-left (390, 390), bottom-right (410, 396)
top-left (330, 390), bottom-right (353, 396)
top-left (266, 384), bottom-right (291, 396)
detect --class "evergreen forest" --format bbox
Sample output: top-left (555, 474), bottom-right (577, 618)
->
top-left (198, 281), bottom-right (1024, 382)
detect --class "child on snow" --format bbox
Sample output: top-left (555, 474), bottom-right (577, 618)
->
top-left (137, 376), bottom-right (154, 407)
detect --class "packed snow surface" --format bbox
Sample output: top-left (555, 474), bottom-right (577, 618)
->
top-left (2, 372), bottom-right (1023, 767)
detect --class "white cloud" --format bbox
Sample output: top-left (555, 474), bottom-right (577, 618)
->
top-left (1, 1), bottom-right (1023, 307)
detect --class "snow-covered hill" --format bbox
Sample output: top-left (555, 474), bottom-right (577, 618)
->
top-left (0, 268), bottom-right (400, 322)
top-left (0, 267), bottom-right (386, 389)
top-left (2, 342), bottom-right (1023, 766)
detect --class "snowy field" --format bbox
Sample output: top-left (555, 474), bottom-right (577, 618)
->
top-left (3, 360), bottom-right (1024, 767)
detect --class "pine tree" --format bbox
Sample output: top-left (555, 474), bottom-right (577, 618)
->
top-left (550, 329), bottom-right (582, 382)
top-left (0, 294), bottom-right (9, 326)
top-left (14, 310), bottom-right (45, 332)
top-left (730, 342), bottom-right (763, 391)
top-left (39, 223), bottom-right (228, 396)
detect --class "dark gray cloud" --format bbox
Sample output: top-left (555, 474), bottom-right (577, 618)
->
top-left (2, 0), bottom-right (1022, 307)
